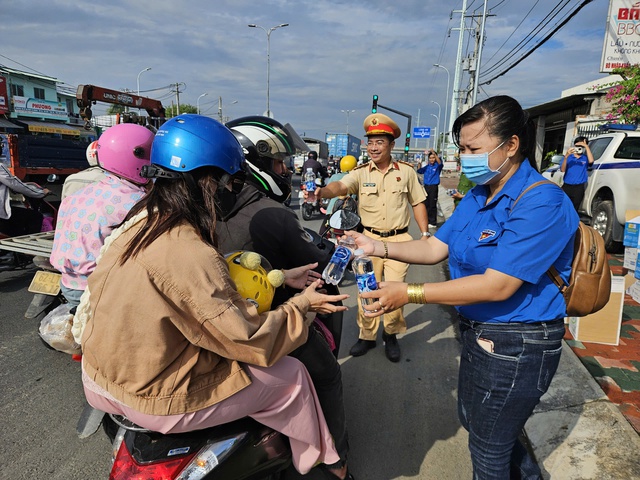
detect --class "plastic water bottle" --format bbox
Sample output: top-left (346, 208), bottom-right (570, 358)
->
top-left (352, 249), bottom-right (378, 308)
top-left (322, 237), bottom-right (356, 285)
top-left (304, 168), bottom-right (316, 193)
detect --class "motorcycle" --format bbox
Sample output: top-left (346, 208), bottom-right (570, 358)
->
top-left (300, 178), bottom-right (329, 221)
top-left (80, 210), bottom-right (360, 480)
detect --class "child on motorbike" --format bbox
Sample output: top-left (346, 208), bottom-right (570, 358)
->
top-left (49, 123), bottom-right (154, 307)
top-left (76, 115), bottom-right (350, 476)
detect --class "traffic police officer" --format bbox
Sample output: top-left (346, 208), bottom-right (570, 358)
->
top-left (314, 113), bottom-right (429, 362)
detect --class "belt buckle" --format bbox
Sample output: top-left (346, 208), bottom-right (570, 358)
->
top-left (380, 230), bottom-right (391, 238)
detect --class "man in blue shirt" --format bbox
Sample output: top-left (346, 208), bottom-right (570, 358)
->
top-left (417, 149), bottom-right (443, 229)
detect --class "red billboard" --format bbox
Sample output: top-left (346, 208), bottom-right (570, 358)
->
top-left (0, 76), bottom-right (8, 115)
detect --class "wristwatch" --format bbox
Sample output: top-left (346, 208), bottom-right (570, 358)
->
top-left (421, 231), bottom-right (431, 237)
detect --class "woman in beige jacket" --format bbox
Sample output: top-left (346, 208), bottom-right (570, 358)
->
top-left (78, 115), bottom-right (350, 477)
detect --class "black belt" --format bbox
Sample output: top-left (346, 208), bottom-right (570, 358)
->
top-left (363, 226), bottom-right (408, 238)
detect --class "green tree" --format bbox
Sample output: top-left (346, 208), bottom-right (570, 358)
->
top-left (165, 104), bottom-right (197, 118)
top-left (604, 65), bottom-right (640, 124)
top-left (107, 104), bottom-right (125, 114)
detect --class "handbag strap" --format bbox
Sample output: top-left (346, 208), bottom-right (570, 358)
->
top-left (509, 179), bottom-right (567, 291)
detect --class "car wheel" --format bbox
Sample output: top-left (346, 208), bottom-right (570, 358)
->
top-left (592, 200), bottom-right (620, 252)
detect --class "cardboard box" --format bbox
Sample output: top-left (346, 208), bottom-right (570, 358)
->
top-left (624, 210), bottom-right (640, 247)
top-left (568, 276), bottom-right (625, 345)
top-left (624, 247), bottom-right (638, 271)
top-left (629, 279), bottom-right (640, 304)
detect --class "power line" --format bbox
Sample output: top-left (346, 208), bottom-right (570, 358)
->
top-left (480, 0), bottom-right (595, 85)
top-left (480, 0), bottom-right (573, 78)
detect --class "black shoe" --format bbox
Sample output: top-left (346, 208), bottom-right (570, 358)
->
top-left (349, 339), bottom-right (376, 357)
top-left (382, 332), bottom-right (401, 362)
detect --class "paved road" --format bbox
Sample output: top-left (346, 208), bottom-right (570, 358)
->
top-left (0, 179), bottom-right (473, 479)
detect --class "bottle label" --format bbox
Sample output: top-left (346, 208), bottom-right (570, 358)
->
top-left (356, 271), bottom-right (378, 293)
top-left (305, 180), bottom-right (316, 191)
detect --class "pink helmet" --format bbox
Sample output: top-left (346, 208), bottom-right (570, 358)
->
top-left (96, 124), bottom-right (154, 184)
top-left (86, 140), bottom-right (99, 166)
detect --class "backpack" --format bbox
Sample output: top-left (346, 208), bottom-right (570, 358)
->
top-left (512, 180), bottom-right (612, 317)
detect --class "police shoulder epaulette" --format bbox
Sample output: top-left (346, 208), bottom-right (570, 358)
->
top-left (397, 160), bottom-right (414, 167)
top-left (352, 163), bottom-right (368, 171)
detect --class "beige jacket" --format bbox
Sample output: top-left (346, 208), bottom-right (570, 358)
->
top-left (81, 219), bottom-right (311, 416)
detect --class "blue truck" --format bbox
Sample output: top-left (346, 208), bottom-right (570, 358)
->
top-left (325, 133), bottom-right (361, 159)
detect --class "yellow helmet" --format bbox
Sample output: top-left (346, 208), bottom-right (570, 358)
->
top-left (225, 251), bottom-right (284, 314)
top-left (340, 155), bottom-right (357, 172)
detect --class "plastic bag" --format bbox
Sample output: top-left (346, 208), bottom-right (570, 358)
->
top-left (39, 303), bottom-right (81, 355)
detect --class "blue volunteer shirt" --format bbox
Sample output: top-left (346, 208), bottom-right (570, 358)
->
top-left (435, 160), bottom-right (579, 323)
top-left (417, 161), bottom-right (443, 186)
top-left (563, 153), bottom-right (589, 185)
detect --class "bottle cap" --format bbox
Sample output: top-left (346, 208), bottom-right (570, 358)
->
top-left (354, 248), bottom-right (364, 256)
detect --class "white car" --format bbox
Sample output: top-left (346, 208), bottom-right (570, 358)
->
top-left (542, 125), bottom-right (640, 251)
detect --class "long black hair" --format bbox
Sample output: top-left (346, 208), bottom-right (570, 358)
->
top-left (452, 95), bottom-right (538, 172)
top-left (118, 167), bottom-right (223, 264)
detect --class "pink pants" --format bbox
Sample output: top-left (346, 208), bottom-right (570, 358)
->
top-left (83, 356), bottom-right (340, 474)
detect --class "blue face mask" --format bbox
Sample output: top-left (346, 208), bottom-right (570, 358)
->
top-left (459, 140), bottom-right (510, 185)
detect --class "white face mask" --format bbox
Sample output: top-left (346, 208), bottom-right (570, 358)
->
top-left (459, 140), bottom-right (510, 185)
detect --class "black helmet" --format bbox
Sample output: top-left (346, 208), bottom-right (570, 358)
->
top-left (226, 116), bottom-right (307, 203)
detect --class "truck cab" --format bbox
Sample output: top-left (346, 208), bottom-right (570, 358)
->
top-left (543, 124), bottom-right (640, 251)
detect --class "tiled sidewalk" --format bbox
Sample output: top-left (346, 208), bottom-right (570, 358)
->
top-left (564, 254), bottom-right (640, 434)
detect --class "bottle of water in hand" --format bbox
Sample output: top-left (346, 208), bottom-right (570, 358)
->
top-left (352, 249), bottom-right (378, 308)
top-left (304, 168), bottom-right (316, 193)
top-left (322, 237), bottom-right (356, 285)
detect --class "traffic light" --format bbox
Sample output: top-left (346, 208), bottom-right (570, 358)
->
top-left (372, 95), bottom-right (378, 113)
top-left (404, 132), bottom-right (411, 153)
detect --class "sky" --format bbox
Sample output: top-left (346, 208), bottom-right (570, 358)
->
top-left (2, 0), bottom-right (611, 145)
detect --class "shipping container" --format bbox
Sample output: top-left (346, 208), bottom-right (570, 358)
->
top-left (325, 133), bottom-right (361, 159)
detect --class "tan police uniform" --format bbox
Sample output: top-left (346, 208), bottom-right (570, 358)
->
top-left (340, 115), bottom-right (426, 340)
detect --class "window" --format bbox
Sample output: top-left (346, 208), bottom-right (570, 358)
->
top-left (10, 84), bottom-right (24, 97)
top-left (34, 87), bottom-right (45, 100)
top-left (589, 138), bottom-right (612, 161)
top-left (615, 137), bottom-right (640, 160)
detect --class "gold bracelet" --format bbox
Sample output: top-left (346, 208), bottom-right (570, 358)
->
top-left (407, 283), bottom-right (427, 304)
top-left (382, 240), bottom-right (388, 259)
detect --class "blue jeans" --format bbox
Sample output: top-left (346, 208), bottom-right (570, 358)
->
top-left (458, 316), bottom-right (565, 480)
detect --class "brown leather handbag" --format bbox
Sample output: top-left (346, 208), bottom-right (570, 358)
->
top-left (513, 181), bottom-right (612, 317)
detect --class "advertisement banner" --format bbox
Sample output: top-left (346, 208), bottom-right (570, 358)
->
top-left (12, 96), bottom-right (68, 120)
top-left (601, 0), bottom-right (640, 72)
top-left (0, 76), bottom-right (8, 115)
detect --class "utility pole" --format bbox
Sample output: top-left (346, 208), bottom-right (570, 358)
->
top-left (448, 0), bottom-right (468, 136)
top-left (471, 0), bottom-right (489, 107)
top-left (172, 82), bottom-right (185, 115)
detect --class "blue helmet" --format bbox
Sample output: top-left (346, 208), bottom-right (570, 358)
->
top-left (151, 114), bottom-right (244, 175)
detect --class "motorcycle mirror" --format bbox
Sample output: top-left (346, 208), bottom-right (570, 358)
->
top-left (328, 210), bottom-right (360, 231)
top-left (47, 174), bottom-right (59, 183)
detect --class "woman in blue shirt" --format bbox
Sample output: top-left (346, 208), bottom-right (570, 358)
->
top-left (346, 95), bottom-right (579, 479)
top-left (560, 136), bottom-right (594, 212)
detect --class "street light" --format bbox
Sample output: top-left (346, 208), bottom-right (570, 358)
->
top-left (248, 23), bottom-right (289, 118)
top-left (341, 109), bottom-right (355, 134)
top-left (433, 64), bottom-right (450, 145)
top-left (218, 97), bottom-right (239, 122)
top-left (136, 67), bottom-right (151, 96)
top-left (430, 114), bottom-right (439, 151)
top-left (197, 93), bottom-right (208, 115)
top-left (430, 101), bottom-right (441, 151)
